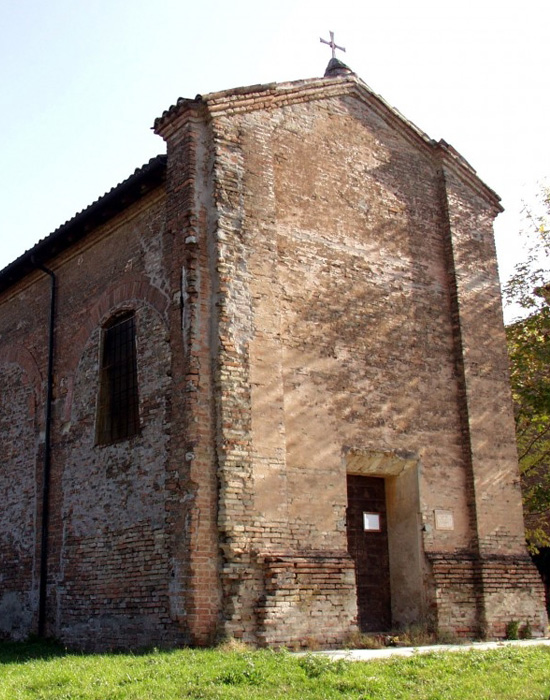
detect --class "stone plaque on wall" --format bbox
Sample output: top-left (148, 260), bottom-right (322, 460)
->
top-left (434, 509), bottom-right (454, 531)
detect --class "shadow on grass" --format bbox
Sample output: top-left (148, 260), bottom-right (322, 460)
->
top-left (0, 639), bottom-right (192, 665)
top-left (0, 639), bottom-right (68, 664)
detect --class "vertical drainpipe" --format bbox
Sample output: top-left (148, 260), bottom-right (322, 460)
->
top-left (33, 259), bottom-right (56, 638)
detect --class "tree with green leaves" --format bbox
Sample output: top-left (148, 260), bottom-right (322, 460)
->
top-left (504, 185), bottom-right (550, 551)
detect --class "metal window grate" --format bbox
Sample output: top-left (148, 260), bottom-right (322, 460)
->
top-left (96, 312), bottom-right (139, 444)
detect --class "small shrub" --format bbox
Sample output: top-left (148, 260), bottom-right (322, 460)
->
top-left (519, 622), bottom-right (532, 640)
top-left (505, 620), bottom-right (520, 640)
top-left (343, 630), bottom-right (385, 649)
top-left (303, 636), bottom-right (321, 651)
top-left (216, 655), bottom-right (261, 685)
top-left (216, 637), bottom-right (252, 653)
top-left (298, 653), bottom-right (348, 678)
top-left (393, 622), bottom-right (436, 647)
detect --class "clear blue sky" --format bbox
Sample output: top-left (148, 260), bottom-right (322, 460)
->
top-left (1, 0), bottom-right (548, 319)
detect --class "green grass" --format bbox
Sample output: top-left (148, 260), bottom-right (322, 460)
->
top-left (1, 640), bottom-right (549, 699)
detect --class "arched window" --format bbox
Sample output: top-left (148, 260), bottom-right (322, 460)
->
top-left (96, 311), bottom-right (139, 444)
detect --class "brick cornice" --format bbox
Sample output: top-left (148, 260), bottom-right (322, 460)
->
top-left (155, 72), bottom-right (501, 212)
top-left (436, 141), bottom-right (503, 214)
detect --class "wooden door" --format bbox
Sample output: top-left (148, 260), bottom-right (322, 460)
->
top-left (346, 475), bottom-right (392, 632)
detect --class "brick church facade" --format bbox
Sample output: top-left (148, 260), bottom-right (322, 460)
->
top-left (0, 60), bottom-right (547, 649)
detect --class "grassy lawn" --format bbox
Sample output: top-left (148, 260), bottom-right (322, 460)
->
top-left (1, 640), bottom-right (549, 699)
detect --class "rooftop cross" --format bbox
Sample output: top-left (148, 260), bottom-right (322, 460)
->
top-left (320, 31), bottom-right (346, 59)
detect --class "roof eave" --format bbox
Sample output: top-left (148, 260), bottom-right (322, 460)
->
top-left (0, 155), bottom-right (167, 297)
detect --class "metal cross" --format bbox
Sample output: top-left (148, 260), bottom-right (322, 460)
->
top-left (320, 31), bottom-right (346, 59)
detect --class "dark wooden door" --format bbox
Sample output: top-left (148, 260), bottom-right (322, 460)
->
top-left (346, 475), bottom-right (391, 632)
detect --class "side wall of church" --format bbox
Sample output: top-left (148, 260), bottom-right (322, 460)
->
top-left (0, 273), bottom-right (60, 641)
top-left (0, 189), bottom-right (194, 648)
top-left (0, 359), bottom-right (40, 640)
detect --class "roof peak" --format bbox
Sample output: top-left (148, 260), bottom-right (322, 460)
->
top-left (324, 57), bottom-right (355, 78)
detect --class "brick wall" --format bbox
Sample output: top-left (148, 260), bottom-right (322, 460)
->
top-left (56, 302), bottom-right (173, 648)
top-left (0, 362), bottom-right (39, 639)
top-left (161, 111), bottom-right (222, 644)
top-left (257, 553), bottom-right (357, 648)
top-left (201, 83), bottom-right (475, 644)
top-left (429, 553), bottom-right (548, 638)
top-left (194, 75), bottom-right (547, 644)
top-left (0, 190), bottom-right (198, 648)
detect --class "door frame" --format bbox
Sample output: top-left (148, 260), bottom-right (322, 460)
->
top-left (345, 448), bottom-right (425, 629)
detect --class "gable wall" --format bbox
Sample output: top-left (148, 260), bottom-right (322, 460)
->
top-left (212, 92), bottom-right (468, 543)
top-left (208, 86), bottom-right (546, 642)
top-left (269, 95), bottom-right (469, 550)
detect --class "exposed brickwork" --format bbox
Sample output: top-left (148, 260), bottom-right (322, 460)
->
top-left (0, 68), bottom-right (547, 649)
top-left (0, 363), bottom-right (38, 640)
top-left (55, 302), bottom-right (173, 648)
top-left (256, 552), bottom-right (357, 648)
top-left (428, 553), bottom-right (548, 638)
top-left (0, 192), bottom-right (198, 649)
top-left (481, 557), bottom-right (548, 637)
top-left (160, 112), bottom-right (223, 645)
top-left (440, 162), bottom-right (528, 557)
top-left (197, 76), bottom-right (547, 643)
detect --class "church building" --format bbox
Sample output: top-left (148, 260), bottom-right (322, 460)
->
top-left (0, 57), bottom-right (547, 649)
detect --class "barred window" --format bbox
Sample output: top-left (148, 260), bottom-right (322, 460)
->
top-left (96, 312), bottom-right (140, 444)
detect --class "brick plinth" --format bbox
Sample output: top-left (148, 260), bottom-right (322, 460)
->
top-left (256, 552), bottom-right (357, 648)
top-left (428, 552), bottom-right (548, 639)
top-left (481, 556), bottom-right (548, 637)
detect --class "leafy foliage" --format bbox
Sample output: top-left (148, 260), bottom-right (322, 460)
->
top-left (505, 184), bottom-right (550, 551)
